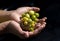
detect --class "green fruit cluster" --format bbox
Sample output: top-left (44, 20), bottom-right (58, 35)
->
top-left (21, 10), bottom-right (39, 31)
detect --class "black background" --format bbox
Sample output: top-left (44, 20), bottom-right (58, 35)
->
top-left (0, 0), bottom-right (60, 41)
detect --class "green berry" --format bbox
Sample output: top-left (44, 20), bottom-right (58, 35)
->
top-left (29, 27), bottom-right (34, 31)
top-left (22, 17), bottom-right (28, 21)
top-left (34, 18), bottom-right (39, 22)
top-left (24, 21), bottom-right (28, 25)
top-left (35, 13), bottom-right (39, 17)
top-left (28, 18), bottom-right (32, 23)
top-left (29, 21), bottom-right (35, 27)
top-left (31, 15), bottom-right (36, 20)
top-left (25, 13), bottom-right (30, 18)
top-left (29, 10), bottom-right (35, 15)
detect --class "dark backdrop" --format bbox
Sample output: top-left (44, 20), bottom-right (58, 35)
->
top-left (0, 0), bottom-right (60, 41)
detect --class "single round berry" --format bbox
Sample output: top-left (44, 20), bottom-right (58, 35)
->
top-left (22, 17), bottom-right (29, 21)
top-left (24, 21), bottom-right (28, 25)
top-left (34, 18), bottom-right (39, 22)
top-left (25, 13), bottom-right (30, 18)
top-left (35, 13), bottom-right (39, 17)
top-left (31, 15), bottom-right (36, 20)
top-left (28, 18), bottom-right (32, 23)
top-left (29, 27), bottom-right (34, 31)
top-left (29, 10), bottom-right (35, 15)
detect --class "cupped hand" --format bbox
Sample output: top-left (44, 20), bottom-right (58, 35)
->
top-left (28, 17), bottom-right (47, 36)
top-left (9, 7), bottom-right (40, 22)
top-left (6, 20), bottom-right (29, 39)
top-left (5, 7), bottom-right (47, 39)
top-left (6, 17), bottom-right (47, 39)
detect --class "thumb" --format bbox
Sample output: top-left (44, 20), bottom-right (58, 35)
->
top-left (29, 7), bottom-right (40, 12)
top-left (16, 7), bottom-right (40, 15)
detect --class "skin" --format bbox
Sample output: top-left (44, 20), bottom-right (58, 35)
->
top-left (0, 7), bottom-right (47, 39)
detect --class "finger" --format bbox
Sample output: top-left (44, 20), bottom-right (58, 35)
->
top-left (34, 23), bottom-right (46, 35)
top-left (22, 31), bottom-right (29, 38)
top-left (41, 22), bottom-right (46, 25)
top-left (17, 31), bottom-right (29, 39)
top-left (40, 23), bottom-right (46, 28)
top-left (41, 17), bottom-right (47, 21)
top-left (40, 17), bottom-right (47, 22)
top-left (37, 22), bottom-right (46, 30)
top-left (29, 22), bottom-right (46, 36)
top-left (28, 28), bottom-right (40, 36)
top-left (16, 7), bottom-right (40, 15)
top-left (24, 7), bottom-right (40, 12)
top-left (31, 7), bottom-right (40, 12)
top-left (42, 22), bottom-right (46, 25)
top-left (38, 17), bottom-right (47, 24)
top-left (35, 23), bottom-right (41, 29)
top-left (28, 29), bottom-right (41, 36)
top-left (35, 22), bottom-right (46, 29)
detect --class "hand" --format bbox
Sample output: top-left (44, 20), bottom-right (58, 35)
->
top-left (28, 17), bottom-right (47, 36)
top-left (0, 20), bottom-right (29, 39)
top-left (6, 17), bottom-right (47, 39)
top-left (6, 20), bottom-right (30, 39)
top-left (1, 7), bottom-right (47, 39)
top-left (9, 7), bottom-right (40, 22)
top-left (9, 7), bottom-right (41, 38)
top-left (8, 7), bottom-right (47, 38)
top-left (0, 7), bottom-right (40, 39)
top-left (0, 17), bottom-right (47, 39)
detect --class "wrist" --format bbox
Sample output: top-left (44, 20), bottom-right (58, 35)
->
top-left (0, 28), bottom-right (7, 35)
top-left (0, 21), bottom-right (11, 35)
top-left (0, 10), bottom-right (12, 23)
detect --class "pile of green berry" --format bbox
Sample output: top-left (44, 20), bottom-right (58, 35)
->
top-left (20, 10), bottom-right (39, 31)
